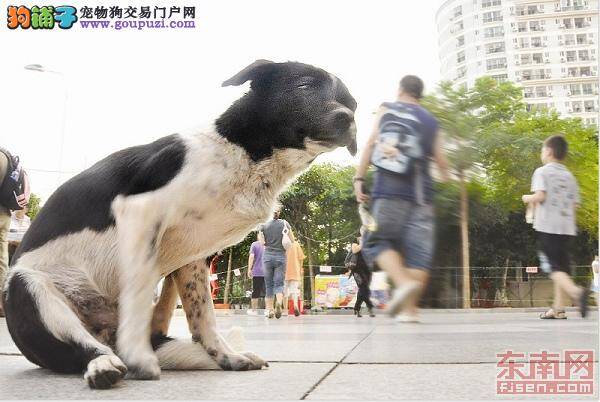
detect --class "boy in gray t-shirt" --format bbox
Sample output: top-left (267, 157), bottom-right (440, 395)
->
top-left (522, 135), bottom-right (589, 319)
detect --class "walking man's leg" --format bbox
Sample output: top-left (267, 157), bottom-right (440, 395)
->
top-left (0, 211), bottom-right (11, 315)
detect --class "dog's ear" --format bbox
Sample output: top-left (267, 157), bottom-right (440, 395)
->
top-left (221, 59), bottom-right (275, 87)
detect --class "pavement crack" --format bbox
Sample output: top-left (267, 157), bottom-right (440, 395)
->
top-left (300, 326), bottom-right (376, 400)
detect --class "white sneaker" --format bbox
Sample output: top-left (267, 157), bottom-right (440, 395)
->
top-left (263, 309), bottom-right (270, 317)
top-left (395, 314), bottom-right (420, 323)
top-left (383, 281), bottom-right (420, 317)
top-left (246, 309), bottom-right (257, 316)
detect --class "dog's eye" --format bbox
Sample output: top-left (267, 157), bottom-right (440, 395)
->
top-left (297, 77), bottom-right (317, 89)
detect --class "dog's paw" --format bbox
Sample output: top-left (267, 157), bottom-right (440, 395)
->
top-left (124, 353), bottom-right (161, 380)
top-left (84, 355), bottom-right (127, 389)
top-left (241, 351), bottom-right (269, 369)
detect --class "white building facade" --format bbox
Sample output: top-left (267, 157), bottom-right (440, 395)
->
top-left (436, 0), bottom-right (599, 127)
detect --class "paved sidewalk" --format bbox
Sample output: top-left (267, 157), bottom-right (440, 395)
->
top-left (0, 310), bottom-right (597, 400)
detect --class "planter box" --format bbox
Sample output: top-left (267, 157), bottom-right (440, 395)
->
top-left (214, 303), bottom-right (230, 309)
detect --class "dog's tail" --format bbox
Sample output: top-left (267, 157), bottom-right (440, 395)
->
top-left (154, 327), bottom-right (247, 370)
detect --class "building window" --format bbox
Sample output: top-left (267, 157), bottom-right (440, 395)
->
top-left (532, 53), bottom-right (544, 64)
top-left (574, 18), bottom-right (586, 28)
top-left (484, 26), bottom-right (504, 38)
top-left (483, 11), bottom-right (503, 23)
top-left (520, 54), bottom-right (532, 65)
top-left (580, 66), bottom-right (591, 76)
top-left (486, 57), bottom-right (507, 70)
top-left (457, 35), bottom-right (465, 47)
top-left (578, 50), bottom-right (589, 61)
top-left (566, 50), bottom-right (577, 62)
top-left (582, 83), bottom-right (593, 95)
top-left (535, 86), bottom-right (548, 97)
top-left (576, 34), bottom-right (587, 45)
top-left (457, 50), bottom-right (466, 63)
top-left (531, 37), bottom-right (543, 47)
top-left (529, 21), bottom-right (542, 31)
top-left (457, 66), bottom-right (467, 79)
top-left (569, 84), bottom-right (582, 95)
top-left (518, 22), bottom-right (528, 32)
top-left (518, 37), bottom-right (530, 48)
top-left (491, 73), bottom-right (508, 82)
top-left (482, 0), bottom-right (501, 8)
top-left (584, 100), bottom-right (595, 112)
top-left (486, 42), bottom-right (505, 54)
top-left (562, 18), bottom-right (573, 29)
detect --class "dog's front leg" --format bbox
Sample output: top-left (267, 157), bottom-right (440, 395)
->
top-left (173, 260), bottom-right (268, 370)
top-left (113, 195), bottom-right (163, 380)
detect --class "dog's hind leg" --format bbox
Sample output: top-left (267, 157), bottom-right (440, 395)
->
top-left (151, 274), bottom-right (179, 336)
top-left (112, 194), bottom-right (164, 381)
top-left (3, 268), bottom-right (127, 389)
top-left (171, 260), bottom-right (268, 370)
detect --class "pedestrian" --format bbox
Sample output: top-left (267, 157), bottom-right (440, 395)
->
top-left (247, 232), bottom-right (266, 316)
top-left (590, 256), bottom-right (598, 307)
top-left (260, 209), bottom-right (294, 319)
top-left (0, 152), bottom-right (10, 317)
top-left (522, 134), bottom-right (590, 319)
top-left (591, 256), bottom-right (600, 307)
top-left (8, 208), bottom-right (31, 262)
top-left (345, 237), bottom-right (375, 318)
top-left (354, 75), bottom-right (449, 323)
top-left (284, 239), bottom-right (305, 317)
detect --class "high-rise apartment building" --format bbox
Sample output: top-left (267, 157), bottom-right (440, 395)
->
top-left (436, 0), bottom-right (599, 126)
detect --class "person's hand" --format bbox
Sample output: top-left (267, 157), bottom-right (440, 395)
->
top-left (354, 181), bottom-right (369, 204)
top-left (247, 270), bottom-right (253, 279)
top-left (522, 194), bottom-right (532, 204)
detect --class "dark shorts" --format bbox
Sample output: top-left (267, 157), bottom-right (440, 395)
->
top-left (537, 232), bottom-right (572, 274)
top-left (251, 276), bottom-right (266, 298)
top-left (361, 198), bottom-right (435, 270)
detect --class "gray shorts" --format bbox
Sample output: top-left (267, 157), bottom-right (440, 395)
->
top-left (361, 198), bottom-right (435, 270)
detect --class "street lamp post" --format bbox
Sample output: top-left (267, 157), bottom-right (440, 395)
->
top-left (24, 64), bottom-right (68, 188)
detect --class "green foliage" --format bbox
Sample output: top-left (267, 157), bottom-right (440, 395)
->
top-left (26, 193), bottom-right (41, 220)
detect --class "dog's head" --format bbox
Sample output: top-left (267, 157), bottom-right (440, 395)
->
top-left (216, 60), bottom-right (357, 161)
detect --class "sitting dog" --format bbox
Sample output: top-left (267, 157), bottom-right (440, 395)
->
top-left (2, 60), bottom-right (357, 389)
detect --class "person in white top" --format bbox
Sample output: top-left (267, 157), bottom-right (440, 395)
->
top-left (8, 208), bottom-right (30, 243)
top-left (522, 135), bottom-right (589, 319)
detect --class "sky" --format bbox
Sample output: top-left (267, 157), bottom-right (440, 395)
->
top-left (0, 0), bottom-right (446, 201)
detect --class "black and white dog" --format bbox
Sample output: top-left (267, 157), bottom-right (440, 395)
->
top-left (2, 60), bottom-right (357, 389)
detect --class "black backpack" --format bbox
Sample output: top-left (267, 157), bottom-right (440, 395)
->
top-left (0, 148), bottom-right (30, 210)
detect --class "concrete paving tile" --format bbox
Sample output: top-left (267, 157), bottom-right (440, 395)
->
top-left (0, 356), bottom-right (333, 400)
top-left (345, 312), bottom-right (598, 364)
top-left (306, 363), bottom-right (600, 400)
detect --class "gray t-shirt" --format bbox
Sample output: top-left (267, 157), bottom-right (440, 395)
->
top-left (531, 162), bottom-right (580, 236)
top-left (261, 219), bottom-right (290, 253)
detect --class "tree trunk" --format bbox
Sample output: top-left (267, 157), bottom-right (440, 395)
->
top-left (224, 247), bottom-right (233, 305)
top-left (327, 224), bottom-right (332, 263)
top-left (459, 170), bottom-right (471, 309)
top-left (306, 237), bottom-right (315, 306)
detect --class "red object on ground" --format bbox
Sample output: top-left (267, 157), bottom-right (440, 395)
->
top-left (209, 255), bottom-right (220, 299)
top-left (288, 298), bottom-right (304, 315)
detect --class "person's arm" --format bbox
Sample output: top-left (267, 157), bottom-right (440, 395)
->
top-left (522, 169), bottom-right (546, 204)
top-left (522, 191), bottom-right (546, 204)
top-left (433, 131), bottom-right (450, 183)
top-left (247, 252), bottom-right (255, 279)
top-left (354, 107), bottom-right (385, 203)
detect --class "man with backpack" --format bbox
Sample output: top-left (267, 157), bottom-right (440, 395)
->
top-left (0, 148), bottom-right (30, 317)
top-left (353, 76), bottom-right (448, 323)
